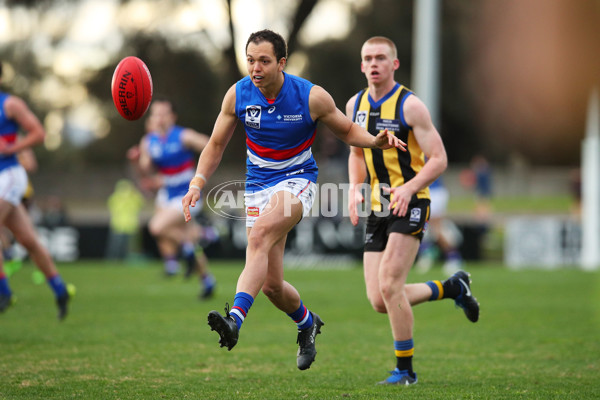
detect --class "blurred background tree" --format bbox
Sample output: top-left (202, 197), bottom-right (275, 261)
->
top-left (0, 0), bottom-right (598, 174)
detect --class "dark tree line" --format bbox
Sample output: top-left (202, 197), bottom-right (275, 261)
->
top-left (2, 0), bottom-right (597, 171)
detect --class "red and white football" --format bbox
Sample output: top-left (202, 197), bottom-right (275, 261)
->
top-left (111, 56), bottom-right (153, 121)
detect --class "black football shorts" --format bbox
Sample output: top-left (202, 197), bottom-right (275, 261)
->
top-left (363, 198), bottom-right (430, 252)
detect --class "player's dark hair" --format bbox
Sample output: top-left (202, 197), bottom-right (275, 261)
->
top-left (152, 96), bottom-right (177, 114)
top-left (246, 29), bottom-right (288, 61)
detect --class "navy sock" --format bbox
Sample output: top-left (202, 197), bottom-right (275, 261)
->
top-left (164, 256), bottom-right (179, 275)
top-left (425, 280), bottom-right (444, 301)
top-left (202, 273), bottom-right (215, 287)
top-left (230, 292), bottom-right (254, 330)
top-left (47, 274), bottom-right (67, 297)
top-left (0, 273), bottom-right (12, 296)
top-left (182, 242), bottom-right (196, 264)
top-left (287, 300), bottom-right (313, 330)
top-left (446, 250), bottom-right (462, 262)
top-left (395, 339), bottom-right (415, 376)
top-left (182, 242), bottom-right (195, 257)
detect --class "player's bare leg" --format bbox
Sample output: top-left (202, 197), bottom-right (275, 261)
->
top-left (377, 233), bottom-right (420, 385)
top-left (5, 204), bottom-right (73, 320)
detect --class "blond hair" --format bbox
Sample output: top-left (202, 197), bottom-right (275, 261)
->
top-left (361, 36), bottom-right (398, 60)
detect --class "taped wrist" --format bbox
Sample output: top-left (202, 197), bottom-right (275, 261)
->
top-left (189, 174), bottom-right (206, 191)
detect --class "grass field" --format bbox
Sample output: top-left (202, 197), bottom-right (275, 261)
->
top-left (448, 195), bottom-right (575, 215)
top-left (1, 260), bottom-right (598, 399)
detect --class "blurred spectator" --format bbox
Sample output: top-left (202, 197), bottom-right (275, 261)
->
top-left (458, 154), bottom-right (494, 261)
top-left (0, 62), bottom-right (72, 318)
top-left (471, 155), bottom-right (493, 224)
top-left (460, 154), bottom-right (493, 226)
top-left (316, 132), bottom-right (349, 180)
top-left (416, 177), bottom-right (464, 275)
top-left (569, 167), bottom-right (581, 217)
top-left (41, 195), bottom-right (69, 229)
top-left (315, 133), bottom-right (349, 223)
top-left (105, 179), bottom-right (145, 260)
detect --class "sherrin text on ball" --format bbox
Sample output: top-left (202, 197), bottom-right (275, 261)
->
top-left (111, 56), bottom-right (153, 121)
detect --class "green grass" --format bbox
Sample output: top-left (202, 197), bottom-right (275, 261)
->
top-left (448, 195), bottom-right (575, 214)
top-left (1, 260), bottom-right (598, 399)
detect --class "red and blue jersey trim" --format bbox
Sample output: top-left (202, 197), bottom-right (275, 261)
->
top-left (0, 92), bottom-right (20, 171)
top-left (246, 129), bottom-right (316, 161)
top-left (158, 158), bottom-right (195, 175)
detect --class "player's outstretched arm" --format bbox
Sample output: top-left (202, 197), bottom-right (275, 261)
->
top-left (347, 147), bottom-right (367, 226)
top-left (345, 94), bottom-right (368, 227)
top-left (181, 128), bottom-right (210, 153)
top-left (1, 96), bottom-right (45, 155)
top-left (310, 86), bottom-right (406, 151)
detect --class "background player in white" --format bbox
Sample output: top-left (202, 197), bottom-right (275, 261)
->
top-left (0, 62), bottom-right (73, 319)
top-left (416, 177), bottom-right (465, 275)
top-left (130, 98), bottom-right (216, 298)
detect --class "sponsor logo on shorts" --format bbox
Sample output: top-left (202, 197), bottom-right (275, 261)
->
top-left (247, 206), bottom-right (260, 217)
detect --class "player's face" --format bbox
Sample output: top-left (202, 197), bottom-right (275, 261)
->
top-left (360, 43), bottom-right (399, 85)
top-left (148, 101), bottom-right (176, 134)
top-left (246, 41), bottom-right (285, 91)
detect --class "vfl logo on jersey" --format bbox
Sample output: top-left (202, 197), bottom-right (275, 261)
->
top-left (245, 105), bottom-right (262, 129)
top-left (409, 208), bottom-right (421, 223)
top-left (355, 111), bottom-right (368, 128)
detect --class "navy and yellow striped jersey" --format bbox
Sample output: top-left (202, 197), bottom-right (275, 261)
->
top-left (352, 83), bottom-right (430, 211)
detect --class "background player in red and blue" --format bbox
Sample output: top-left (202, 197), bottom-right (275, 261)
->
top-left (131, 98), bottom-right (216, 299)
top-left (0, 61), bottom-right (73, 319)
top-left (182, 29), bottom-right (405, 370)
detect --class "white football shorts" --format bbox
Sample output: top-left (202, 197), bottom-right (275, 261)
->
top-left (244, 178), bottom-right (316, 228)
top-left (429, 185), bottom-right (449, 218)
top-left (156, 187), bottom-right (202, 217)
top-left (0, 165), bottom-right (28, 206)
